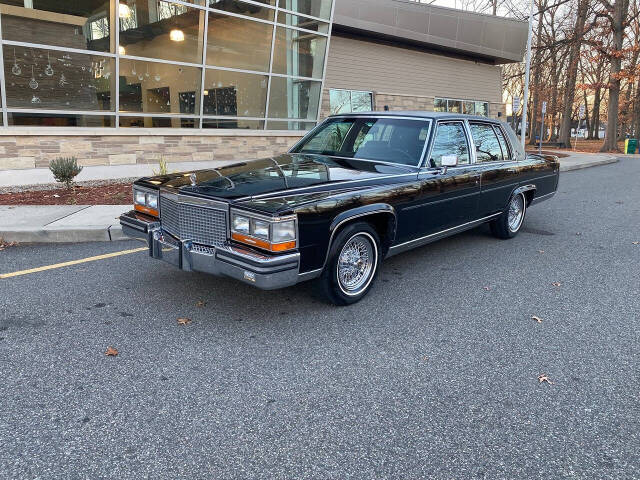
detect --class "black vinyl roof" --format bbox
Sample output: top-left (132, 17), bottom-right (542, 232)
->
top-left (328, 111), bottom-right (502, 123)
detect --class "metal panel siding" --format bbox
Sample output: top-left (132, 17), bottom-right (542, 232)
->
top-left (324, 36), bottom-right (503, 103)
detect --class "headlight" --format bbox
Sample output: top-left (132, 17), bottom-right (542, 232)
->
top-left (230, 209), bottom-right (297, 252)
top-left (135, 190), bottom-right (147, 205)
top-left (133, 187), bottom-right (159, 217)
top-left (272, 220), bottom-right (296, 243)
top-left (232, 214), bottom-right (250, 234)
top-left (252, 219), bottom-right (270, 239)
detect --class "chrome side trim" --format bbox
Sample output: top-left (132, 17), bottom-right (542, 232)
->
top-left (298, 268), bottom-right (323, 281)
top-left (530, 191), bottom-right (556, 205)
top-left (387, 213), bottom-right (502, 257)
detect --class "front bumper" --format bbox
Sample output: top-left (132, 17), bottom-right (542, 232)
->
top-left (120, 211), bottom-right (300, 290)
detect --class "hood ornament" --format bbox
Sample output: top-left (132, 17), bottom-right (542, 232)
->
top-left (189, 173), bottom-right (197, 186)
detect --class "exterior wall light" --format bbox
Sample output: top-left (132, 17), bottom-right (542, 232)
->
top-left (170, 29), bottom-right (185, 42)
top-left (119, 3), bottom-right (132, 18)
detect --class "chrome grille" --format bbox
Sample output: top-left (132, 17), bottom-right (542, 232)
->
top-left (159, 194), bottom-right (227, 247)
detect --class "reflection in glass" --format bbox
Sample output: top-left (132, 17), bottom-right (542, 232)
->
top-left (209, 0), bottom-right (275, 21)
top-left (351, 91), bottom-right (373, 112)
top-left (204, 69), bottom-right (268, 117)
top-left (447, 99), bottom-right (462, 113)
top-left (272, 27), bottom-right (327, 79)
top-left (206, 12), bottom-right (273, 72)
top-left (0, 1), bottom-right (111, 52)
top-left (120, 116), bottom-right (198, 128)
top-left (3, 46), bottom-right (114, 110)
top-left (203, 119), bottom-right (265, 129)
top-left (329, 89), bottom-right (351, 115)
top-left (463, 101), bottom-right (475, 115)
top-left (434, 98), bottom-right (447, 112)
top-left (277, 12), bottom-right (329, 33)
top-left (268, 77), bottom-right (321, 120)
top-left (470, 123), bottom-right (503, 162)
top-left (119, 59), bottom-right (201, 114)
top-left (430, 122), bottom-right (469, 166)
top-left (279, 0), bottom-right (332, 20)
top-left (475, 101), bottom-right (488, 117)
top-left (8, 112), bottom-right (114, 127)
top-left (119, 1), bottom-right (204, 64)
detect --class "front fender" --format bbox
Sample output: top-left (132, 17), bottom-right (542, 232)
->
top-left (329, 203), bottom-right (397, 232)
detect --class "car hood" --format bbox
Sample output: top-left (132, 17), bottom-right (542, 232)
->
top-left (139, 153), bottom-right (417, 202)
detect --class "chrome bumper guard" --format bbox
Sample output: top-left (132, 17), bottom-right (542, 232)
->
top-left (119, 211), bottom-right (300, 290)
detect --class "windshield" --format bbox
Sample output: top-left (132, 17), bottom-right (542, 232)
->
top-left (292, 117), bottom-right (431, 166)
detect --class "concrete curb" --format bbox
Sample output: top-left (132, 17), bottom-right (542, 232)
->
top-left (559, 156), bottom-right (619, 172)
top-left (0, 225), bottom-right (126, 244)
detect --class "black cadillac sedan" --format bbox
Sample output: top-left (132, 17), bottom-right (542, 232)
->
top-left (120, 112), bottom-right (559, 305)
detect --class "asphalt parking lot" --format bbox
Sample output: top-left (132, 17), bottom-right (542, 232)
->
top-left (1, 158), bottom-right (639, 479)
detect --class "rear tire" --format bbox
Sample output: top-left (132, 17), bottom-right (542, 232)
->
top-left (320, 222), bottom-right (381, 305)
top-left (490, 192), bottom-right (527, 239)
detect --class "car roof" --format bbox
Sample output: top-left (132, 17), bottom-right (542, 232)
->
top-left (328, 111), bottom-right (501, 123)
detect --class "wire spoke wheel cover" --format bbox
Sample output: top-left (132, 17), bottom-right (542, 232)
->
top-left (336, 232), bottom-right (377, 296)
top-left (508, 194), bottom-right (525, 232)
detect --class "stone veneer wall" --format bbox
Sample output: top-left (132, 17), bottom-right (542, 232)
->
top-left (0, 133), bottom-right (304, 170)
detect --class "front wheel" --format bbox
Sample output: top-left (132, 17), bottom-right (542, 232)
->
top-left (490, 192), bottom-right (527, 239)
top-left (320, 222), bottom-right (381, 305)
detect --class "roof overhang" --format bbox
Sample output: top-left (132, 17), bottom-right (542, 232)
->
top-left (333, 0), bottom-right (528, 64)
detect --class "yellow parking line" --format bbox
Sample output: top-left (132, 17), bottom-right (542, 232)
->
top-left (0, 247), bottom-right (148, 279)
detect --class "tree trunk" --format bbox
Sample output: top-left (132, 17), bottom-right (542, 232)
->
top-left (583, 90), bottom-right (591, 138)
top-left (601, 0), bottom-right (631, 151)
top-left (592, 88), bottom-right (602, 138)
top-left (558, 0), bottom-right (589, 147)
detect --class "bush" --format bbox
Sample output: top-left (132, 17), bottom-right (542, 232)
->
top-left (49, 157), bottom-right (83, 189)
top-left (153, 156), bottom-right (169, 176)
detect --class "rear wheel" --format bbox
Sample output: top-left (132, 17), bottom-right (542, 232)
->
top-left (490, 192), bottom-right (527, 239)
top-left (320, 222), bottom-right (380, 305)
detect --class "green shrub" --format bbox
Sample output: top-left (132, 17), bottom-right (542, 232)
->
top-left (49, 157), bottom-right (83, 189)
top-left (153, 156), bottom-right (169, 176)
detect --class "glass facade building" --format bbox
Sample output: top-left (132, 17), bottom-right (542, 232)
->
top-left (0, 0), bottom-right (334, 130)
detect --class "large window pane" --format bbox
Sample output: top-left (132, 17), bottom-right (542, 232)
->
top-left (8, 112), bottom-right (114, 127)
top-left (268, 77), bottom-right (321, 120)
top-left (278, 0), bottom-right (332, 20)
top-left (0, 1), bottom-right (111, 52)
top-left (447, 99), bottom-right (462, 113)
top-left (206, 12), bottom-right (273, 72)
top-left (351, 91), bottom-right (372, 112)
top-left (204, 69), bottom-right (268, 117)
top-left (119, 59), bottom-right (201, 114)
top-left (119, 1), bottom-right (204, 64)
top-left (475, 101), bottom-right (488, 117)
top-left (277, 12), bottom-right (329, 33)
top-left (272, 27), bottom-right (327, 79)
top-left (329, 89), bottom-right (351, 115)
top-left (434, 98), bottom-right (446, 112)
top-left (3, 46), bottom-right (114, 110)
top-left (209, 0), bottom-right (275, 21)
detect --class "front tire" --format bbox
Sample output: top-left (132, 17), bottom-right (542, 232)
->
top-left (320, 222), bottom-right (380, 305)
top-left (490, 192), bottom-right (527, 239)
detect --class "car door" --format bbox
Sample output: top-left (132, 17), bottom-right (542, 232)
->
top-left (397, 120), bottom-right (480, 241)
top-left (470, 122), bottom-right (521, 216)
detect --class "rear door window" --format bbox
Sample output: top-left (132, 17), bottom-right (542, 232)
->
top-left (494, 126), bottom-right (511, 160)
top-left (470, 123), bottom-right (504, 163)
top-left (429, 122), bottom-right (470, 167)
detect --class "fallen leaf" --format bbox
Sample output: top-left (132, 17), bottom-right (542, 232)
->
top-left (552, 282), bottom-right (562, 287)
top-left (53, 194), bottom-right (60, 198)
top-left (538, 374), bottom-right (554, 384)
top-left (105, 346), bottom-right (118, 356)
top-left (532, 315), bottom-right (543, 323)
top-left (177, 317), bottom-right (192, 326)
top-left (196, 301), bottom-right (207, 308)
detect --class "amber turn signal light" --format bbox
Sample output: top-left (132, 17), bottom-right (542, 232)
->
top-left (134, 204), bottom-right (159, 217)
top-left (231, 232), bottom-right (296, 253)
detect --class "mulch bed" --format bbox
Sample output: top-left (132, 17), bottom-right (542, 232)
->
top-left (0, 182), bottom-right (133, 206)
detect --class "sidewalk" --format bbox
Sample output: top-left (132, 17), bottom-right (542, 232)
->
top-left (0, 151), bottom-right (624, 244)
